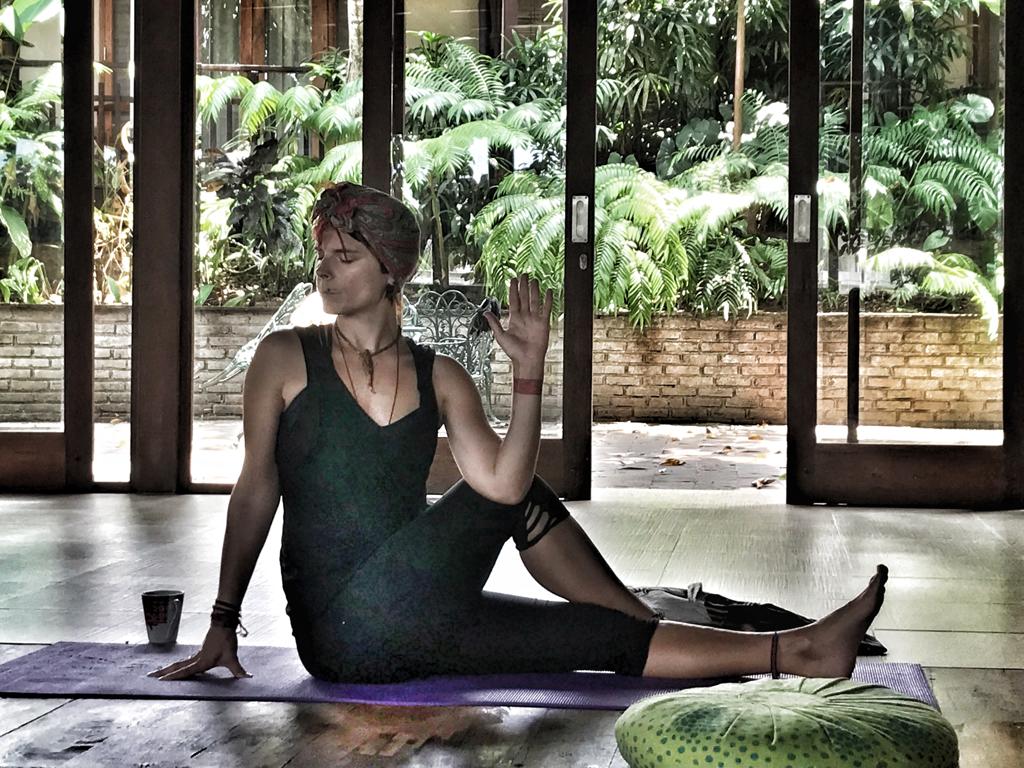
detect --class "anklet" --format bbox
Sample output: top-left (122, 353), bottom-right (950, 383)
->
top-left (770, 631), bottom-right (780, 679)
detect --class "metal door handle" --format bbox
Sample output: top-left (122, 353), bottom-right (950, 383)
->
top-left (793, 194), bottom-right (811, 243)
top-left (571, 195), bottom-right (589, 243)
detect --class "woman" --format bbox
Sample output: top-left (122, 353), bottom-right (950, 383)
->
top-left (150, 181), bottom-right (887, 684)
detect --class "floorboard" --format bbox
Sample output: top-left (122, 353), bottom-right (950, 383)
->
top-left (0, 488), bottom-right (1020, 767)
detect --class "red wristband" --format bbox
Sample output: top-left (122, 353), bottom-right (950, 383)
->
top-left (513, 377), bottom-right (543, 395)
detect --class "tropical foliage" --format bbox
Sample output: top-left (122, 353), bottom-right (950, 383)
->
top-left (0, 0), bottom-right (1004, 339)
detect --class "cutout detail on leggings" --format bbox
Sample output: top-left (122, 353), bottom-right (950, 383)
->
top-left (517, 501), bottom-right (567, 550)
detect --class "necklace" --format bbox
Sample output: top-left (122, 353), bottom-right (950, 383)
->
top-left (333, 323), bottom-right (401, 425)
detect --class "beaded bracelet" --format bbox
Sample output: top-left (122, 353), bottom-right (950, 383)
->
top-left (210, 600), bottom-right (249, 637)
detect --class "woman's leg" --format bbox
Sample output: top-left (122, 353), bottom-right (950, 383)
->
top-left (326, 474), bottom-right (887, 683)
top-left (642, 565), bottom-right (888, 679)
top-left (509, 475), bottom-right (890, 680)
top-left (513, 475), bottom-right (662, 620)
top-left (330, 565), bottom-right (887, 683)
top-left (519, 517), bottom-right (658, 620)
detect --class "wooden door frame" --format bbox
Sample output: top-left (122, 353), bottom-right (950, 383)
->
top-left (786, 0), bottom-right (1023, 509)
top-left (0, 1), bottom-right (93, 492)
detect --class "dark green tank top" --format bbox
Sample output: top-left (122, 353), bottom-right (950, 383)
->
top-left (274, 323), bottom-right (440, 616)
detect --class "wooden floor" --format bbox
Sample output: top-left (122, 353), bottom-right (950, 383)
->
top-left (1, 488), bottom-right (1022, 766)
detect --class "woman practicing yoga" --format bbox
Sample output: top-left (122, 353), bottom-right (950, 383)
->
top-left (150, 181), bottom-right (887, 685)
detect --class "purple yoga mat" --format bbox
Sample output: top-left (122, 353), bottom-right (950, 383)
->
top-left (0, 641), bottom-right (939, 711)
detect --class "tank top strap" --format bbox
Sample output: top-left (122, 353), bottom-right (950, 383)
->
top-left (407, 336), bottom-right (436, 397)
top-left (293, 323), bottom-right (333, 385)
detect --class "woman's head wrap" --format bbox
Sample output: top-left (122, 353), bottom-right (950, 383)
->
top-left (311, 182), bottom-right (421, 287)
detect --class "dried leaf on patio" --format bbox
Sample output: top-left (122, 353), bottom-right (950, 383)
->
top-left (660, 457), bottom-right (685, 466)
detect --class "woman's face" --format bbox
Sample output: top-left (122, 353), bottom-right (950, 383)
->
top-left (314, 225), bottom-right (390, 315)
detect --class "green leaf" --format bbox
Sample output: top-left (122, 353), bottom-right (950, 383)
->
top-left (0, 6), bottom-right (25, 43)
top-left (195, 284), bottom-right (214, 306)
top-left (0, 205), bottom-right (32, 259)
top-left (106, 276), bottom-right (121, 303)
top-left (951, 94), bottom-right (995, 124)
top-left (239, 80), bottom-right (282, 137)
top-left (12, 0), bottom-right (60, 27)
top-left (922, 229), bottom-right (950, 251)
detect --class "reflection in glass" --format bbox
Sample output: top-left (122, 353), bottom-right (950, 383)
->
top-left (0, 2), bottom-right (65, 433)
top-left (816, 0), bottom-right (1003, 446)
top-left (191, 1), bottom-right (364, 483)
top-left (93, 0), bottom-right (134, 482)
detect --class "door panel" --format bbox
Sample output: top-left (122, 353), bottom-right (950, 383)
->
top-left (395, 1), bottom-right (596, 499)
top-left (0, 0), bottom-right (89, 491)
top-left (787, 0), bottom-right (1022, 507)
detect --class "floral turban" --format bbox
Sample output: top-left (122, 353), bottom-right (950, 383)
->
top-left (311, 181), bottom-right (422, 287)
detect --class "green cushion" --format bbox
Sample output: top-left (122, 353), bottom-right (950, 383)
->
top-left (614, 677), bottom-right (958, 768)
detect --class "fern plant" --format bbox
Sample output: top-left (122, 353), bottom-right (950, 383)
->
top-left (820, 95), bottom-right (1003, 247)
top-left (405, 32), bottom-right (508, 138)
top-left (471, 162), bottom-right (789, 329)
top-left (863, 247), bottom-right (1001, 338)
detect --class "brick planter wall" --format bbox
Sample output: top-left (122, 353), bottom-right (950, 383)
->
top-left (0, 305), bottom-right (1003, 428)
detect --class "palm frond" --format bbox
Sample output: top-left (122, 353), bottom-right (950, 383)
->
top-left (238, 80), bottom-right (282, 137)
top-left (196, 75), bottom-right (253, 126)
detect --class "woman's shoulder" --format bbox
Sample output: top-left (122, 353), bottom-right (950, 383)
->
top-left (406, 334), bottom-right (436, 360)
top-left (270, 322), bottom-right (332, 351)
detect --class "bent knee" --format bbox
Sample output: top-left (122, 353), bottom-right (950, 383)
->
top-left (513, 497), bottom-right (571, 551)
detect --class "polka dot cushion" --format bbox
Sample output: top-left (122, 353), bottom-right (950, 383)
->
top-left (615, 677), bottom-right (958, 768)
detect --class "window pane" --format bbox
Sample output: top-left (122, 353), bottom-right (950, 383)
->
top-left (816, 0), bottom-right (1003, 446)
top-left (0, 3), bottom-right (65, 432)
top-left (403, 1), bottom-right (566, 440)
top-left (191, 1), bottom-right (363, 484)
top-left (94, 0), bottom-right (135, 482)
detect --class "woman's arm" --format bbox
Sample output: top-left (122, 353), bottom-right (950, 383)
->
top-left (441, 276), bottom-right (552, 504)
top-left (213, 330), bottom-right (293, 608)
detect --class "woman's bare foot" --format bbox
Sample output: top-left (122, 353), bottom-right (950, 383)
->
top-left (779, 564), bottom-right (888, 678)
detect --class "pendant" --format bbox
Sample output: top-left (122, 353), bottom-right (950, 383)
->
top-left (360, 351), bottom-right (375, 392)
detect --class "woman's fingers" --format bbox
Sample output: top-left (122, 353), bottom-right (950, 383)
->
top-left (483, 310), bottom-right (504, 340)
top-left (523, 274), bottom-right (537, 315)
top-left (508, 277), bottom-right (520, 316)
top-left (147, 654), bottom-right (198, 678)
top-left (157, 658), bottom-right (206, 681)
top-left (510, 274), bottom-right (545, 318)
top-left (506, 274), bottom-right (553, 326)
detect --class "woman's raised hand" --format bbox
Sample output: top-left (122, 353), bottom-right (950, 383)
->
top-left (147, 625), bottom-right (252, 681)
top-left (481, 274), bottom-right (554, 370)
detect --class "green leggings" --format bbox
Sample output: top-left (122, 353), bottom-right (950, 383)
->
top-left (286, 474), bottom-right (660, 684)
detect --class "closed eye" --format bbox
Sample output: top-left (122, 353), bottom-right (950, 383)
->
top-left (316, 251), bottom-right (353, 264)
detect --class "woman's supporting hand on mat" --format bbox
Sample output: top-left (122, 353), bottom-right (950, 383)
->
top-left (146, 625), bottom-right (253, 681)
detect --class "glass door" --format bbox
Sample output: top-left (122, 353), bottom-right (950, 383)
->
top-left (398, 0), bottom-right (597, 498)
top-left (0, 1), bottom-right (81, 490)
top-left (189, 0), bottom-right (364, 485)
top-left (787, 0), bottom-right (1022, 507)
